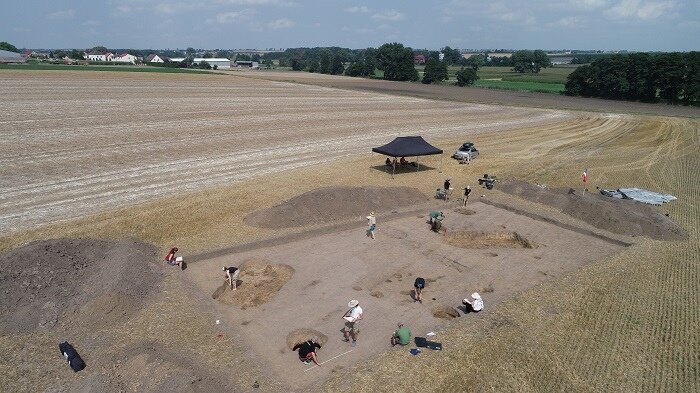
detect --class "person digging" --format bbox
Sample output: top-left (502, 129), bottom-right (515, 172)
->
top-left (293, 337), bottom-right (322, 366)
top-left (223, 266), bottom-right (240, 290)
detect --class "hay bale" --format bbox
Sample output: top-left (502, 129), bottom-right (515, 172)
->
top-left (286, 329), bottom-right (328, 350)
top-left (432, 305), bottom-right (460, 320)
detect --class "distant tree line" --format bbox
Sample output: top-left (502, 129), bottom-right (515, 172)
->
top-left (565, 52), bottom-right (700, 105)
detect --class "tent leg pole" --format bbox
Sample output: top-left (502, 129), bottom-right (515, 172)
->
top-left (440, 153), bottom-right (443, 173)
top-left (416, 157), bottom-right (420, 171)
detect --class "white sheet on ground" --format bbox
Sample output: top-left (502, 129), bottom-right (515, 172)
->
top-left (617, 188), bottom-right (677, 205)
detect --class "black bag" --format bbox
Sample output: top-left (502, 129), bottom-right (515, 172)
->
top-left (415, 337), bottom-right (442, 350)
top-left (59, 341), bottom-right (86, 372)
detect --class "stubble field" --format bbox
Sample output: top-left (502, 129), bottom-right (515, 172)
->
top-left (0, 70), bottom-right (698, 392)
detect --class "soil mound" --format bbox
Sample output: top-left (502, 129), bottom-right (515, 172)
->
top-left (286, 329), bottom-right (329, 350)
top-left (213, 258), bottom-right (294, 308)
top-left (499, 180), bottom-right (687, 240)
top-left (444, 231), bottom-right (536, 249)
top-left (245, 186), bottom-right (428, 228)
top-left (0, 238), bottom-right (160, 334)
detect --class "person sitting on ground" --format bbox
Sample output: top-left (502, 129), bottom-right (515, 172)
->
top-left (391, 323), bottom-right (412, 347)
top-left (222, 266), bottom-right (240, 290)
top-left (293, 337), bottom-right (322, 366)
top-left (429, 211), bottom-right (444, 224)
top-left (413, 277), bottom-right (425, 303)
top-left (400, 156), bottom-right (409, 166)
top-left (463, 292), bottom-right (484, 313)
top-left (164, 247), bottom-right (184, 269)
top-left (385, 157), bottom-right (392, 167)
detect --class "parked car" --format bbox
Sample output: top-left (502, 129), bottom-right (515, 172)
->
top-left (453, 142), bottom-right (479, 160)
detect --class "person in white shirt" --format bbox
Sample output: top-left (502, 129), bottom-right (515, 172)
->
top-left (342, 299), bottom-right (363, 346)
top-left (463, 292), bottom-right (484, 313)
top-left (366, 212), bottom-right (377, 240)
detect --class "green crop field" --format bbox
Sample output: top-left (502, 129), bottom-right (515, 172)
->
top-left (473, 79), bottom-right (566, 93)
top-left (0, 63), bottom-right (215, 74)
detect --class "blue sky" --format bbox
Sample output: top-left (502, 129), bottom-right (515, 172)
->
top-left (2, 0), bottom-right (698, 51)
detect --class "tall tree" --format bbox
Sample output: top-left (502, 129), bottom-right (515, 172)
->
top-left (330, 54), bottom-right (344, 75)
top-left (512, 49), bottom-right (551, 73)
top-left (464, 54), bottom-right (486, 70)
top-left (319, 50), bottom-right (330, 74)
top-left (455, 67), bottom-right (479, 86)
top-left (441, 46), bottom-right (461, 64)
top-left (0, 41), bottom-right (19, 52)
top-left (422, 59), bottom-right (448, 84)
top-left (376, 43), bottom-right (419, 82)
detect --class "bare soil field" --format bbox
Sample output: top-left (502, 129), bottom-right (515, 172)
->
top-left (1, 70), bottom-right (698, 392)
top-left (234, 70), bottom-right (700, 118)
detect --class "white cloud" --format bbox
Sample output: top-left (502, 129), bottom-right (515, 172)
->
top-left (551, 16), bottom-right (584, 28)
top-left (606, 0), bottom-right (676, 21)
top-left (344, 6), bottom-right (370, 13)
top-left (267, 18), bottom-right (295, 29)
top-left (47, 10), bottom-right (75, 20)
top-left (372, 10), bottom-right (405, 21)
top-left (155, 2), bottom-right (203, 14)
top-left (568, 0), bottom-right (609, 10)
top-left (207, 9), bottom-right (256, 24)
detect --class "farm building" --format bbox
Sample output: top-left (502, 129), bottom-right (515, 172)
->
top-left (113, 53), bottom-right (137, 64)
top-left (234, 60), bottom-right (259, 69)
top-left (195, 58), bottom-right (231, 68)
top-left (85, 52), bottom-right (114, 62)
top-left (145, 54), bottom-right (169, 63)
top-left (0, 49), bottom-right (26, 63)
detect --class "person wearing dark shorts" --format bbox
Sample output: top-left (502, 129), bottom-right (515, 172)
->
top-left (293, 337), bottom-right (321, 366)
top-left (414, 277), bottom-right (425, 303)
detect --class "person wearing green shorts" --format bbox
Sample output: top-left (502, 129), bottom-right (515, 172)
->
top-left (391, 323), bottom-right (412, 346)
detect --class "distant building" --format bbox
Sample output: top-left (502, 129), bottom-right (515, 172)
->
top-left (113, 53), bottom-right (137, 64)
top-left (234, 60), bottom-right (259, 69)
top-left (85, 52), bottom-right (114, 62)
top-left (145, 54), bottom-right (169, 63)
top-left (194, 58), bottom-right (231, 69)
top-left (414, 54), bottom-right (426, 64)
top-left (0, 49), bottom-right (26, 63)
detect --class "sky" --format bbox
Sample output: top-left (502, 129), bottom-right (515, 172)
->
top-left (2, 0), bottom-right (699, 51)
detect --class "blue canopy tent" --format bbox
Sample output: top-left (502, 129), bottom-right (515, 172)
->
top-left (372, 136), bottom-right (443, 177)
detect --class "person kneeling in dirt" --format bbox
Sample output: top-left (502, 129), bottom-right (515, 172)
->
top-left (391, 323), bottom-right (412, 347)
top-left (462, 292), bottom-right (484, 313)
top-left (293, 337), bottom-right (322, 366)
top-left (164, 247), bottom-right (184, 270)
top-left (222, 266), bottom-right (240, 290)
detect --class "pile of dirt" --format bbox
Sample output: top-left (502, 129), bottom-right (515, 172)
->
top-left (432, 305), bottom-right (460, 320)
top-left (286, 329), bottom-right (329, 350)
top-left (245, 186), bottom-right (428, 228)
top-left (212, 258), bottom-right (294, 308)
top-left (498, 180), bottom-right (687, 240)
top-left (443, 231), bottom-right (536, 249)
top-left (0, 238), bottom-right (161, 334)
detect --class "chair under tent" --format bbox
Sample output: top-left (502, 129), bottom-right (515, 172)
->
top-left (371, 136), bottom-right (444, 178)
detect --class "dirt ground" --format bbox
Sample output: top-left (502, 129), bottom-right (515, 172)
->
top-left (185, 197), bottom-right (626, 390)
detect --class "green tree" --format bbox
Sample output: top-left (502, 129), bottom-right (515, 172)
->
top-left (186, 47), bottom-right (196, 56)
top-left (202, 52), bottom-right (212, 58)
top-left (376, 42), bottom-right (419, 82)
top-left (330, 54), bottom-right (344, 75)
top-left (236, 54), bottom-right (251, 61)
top-left (198, 60), bottom-right (211, 69)
top-left (422, 59), bottom-right (448, 84)
top-left (464, 54), bottom-right (486, 70)
top-left (291, 58), bottom-right (305, 71)
top-left (455, 67), bottom-right (479, 86)
top-left (512, 49), bottom-right (550, 73)
top-left (251, 54), bottom-right (261, 62)
top-left (307, 59), bottom-right (319, 73)
top-left (90, 46), bottom-right (108, 54)
top-left (319, 50), bottom-right (330, 74)
top-left (0, 41), bottom-right (19, 52)
top-left (441, 46), bottom-right (461, 64)
top-left (70, 49), bottom-right (84, 60)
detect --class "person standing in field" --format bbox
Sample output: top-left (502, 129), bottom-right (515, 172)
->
top-left (413, 277), bottom-right (425, 303)
top-left (463, 186), bottom-right (472, 207)
top-left (444, 178), bottom-right (452, 200)
top-left (367, 212), bottom-right (376, 239)
top-left (343, 299), bottom-right (363, 346)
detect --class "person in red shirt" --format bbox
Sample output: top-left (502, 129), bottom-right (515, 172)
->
top-left (165, 247), bottom-right (184, 269)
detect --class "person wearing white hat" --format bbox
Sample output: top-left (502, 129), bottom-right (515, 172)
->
top-left (463, 186), bottom-right (472, 207)
top-left (342, 299), bottom-right (363, 346)
top-left (462, 292), bottom-right (484, 313)
top-left (366, 212), bottom-right (377, 240)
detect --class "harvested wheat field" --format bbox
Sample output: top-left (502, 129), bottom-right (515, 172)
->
top-left (1, 70), bottom-right (698, 392)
